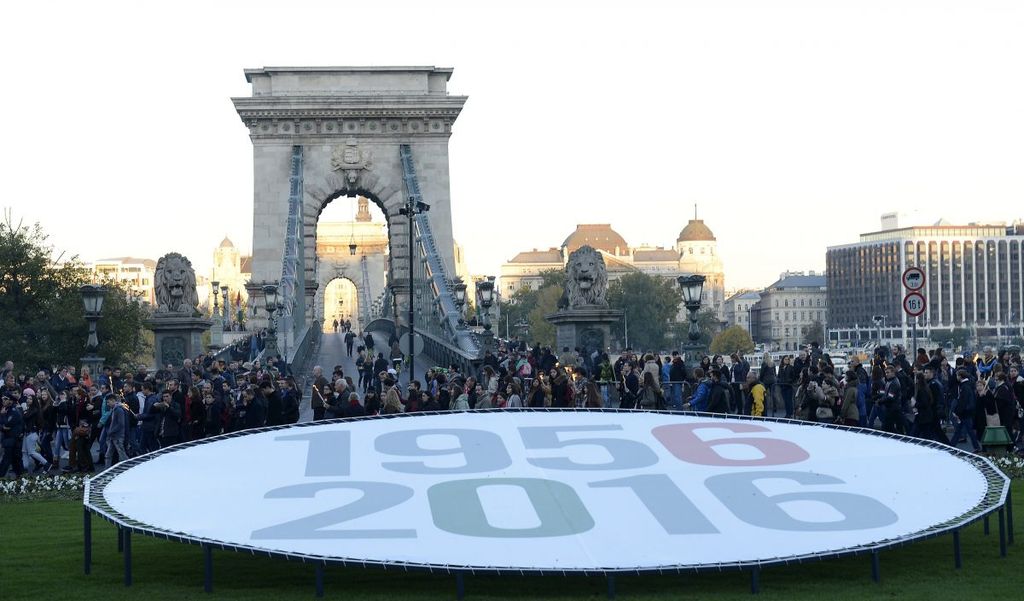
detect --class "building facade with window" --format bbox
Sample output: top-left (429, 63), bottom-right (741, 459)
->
top-left (88, 257), bottom-right (157, 305)
top-left (724, 291), bottom-right (761, 332)
top-left (749, 272), bottom-right (827, 351)
top-left (826, 222), bottom-right (1024, 345)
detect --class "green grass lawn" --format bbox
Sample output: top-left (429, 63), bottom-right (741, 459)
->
top-left (1, 483), bottom-right (1020, 600)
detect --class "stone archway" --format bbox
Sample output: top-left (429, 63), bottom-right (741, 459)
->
top-left (233, 66), bottom-right (466, 334)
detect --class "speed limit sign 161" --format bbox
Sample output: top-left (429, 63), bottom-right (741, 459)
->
top-left (903, 292), bottom-right (926, 317)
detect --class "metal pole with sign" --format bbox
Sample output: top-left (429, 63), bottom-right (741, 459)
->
top-left (902, 268), bottom-right (926, 354)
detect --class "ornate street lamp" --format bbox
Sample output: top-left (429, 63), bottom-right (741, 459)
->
top-left (477, 277), bottom-right (495, 331)
top-left (262, 283), bottom-right (279, 358)
top-left (220, 285), bottom-right (229, 327)
top-left (79, 284), bottom-right (106, 377)
top-left (211, 280), bottom-right (220, 315)
top-left (453, 277), bottom-right (467, 327)
top-left (677, 274), bottom-right (706, 361)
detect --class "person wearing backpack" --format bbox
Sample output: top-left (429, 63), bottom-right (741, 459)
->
top-left (638, 372), bottom-right (664, 410)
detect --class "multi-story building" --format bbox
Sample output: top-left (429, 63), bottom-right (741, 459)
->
top-left (826, 219), bottom-right (1024, 345)
top-left (724, 291), bottom-right (761, 333)
top-left (750, 272), bottom-right (827, 351)
top-left (89, 257), bottom-right (157, 304)
top-left (500, 217), bottom-right (727, 319)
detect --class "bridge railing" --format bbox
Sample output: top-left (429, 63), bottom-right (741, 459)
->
top-left (275, 145), bottom-right (305, 360)
top-left (399, 144), bottom-right (484, 373)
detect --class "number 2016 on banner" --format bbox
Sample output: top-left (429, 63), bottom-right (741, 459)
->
top-left (252, 423), bottom-right (897, 540)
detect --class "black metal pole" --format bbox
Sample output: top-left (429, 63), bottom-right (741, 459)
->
top-left (999, 508), bottom-right (1007, 557)
top-left (408, 201), bottom-right (415, 387)
top-left (118, 527), bottom-right (124, 553)
top-left (123, 529), bottom-right (132, 587)
top-left (83, 508), bottom-right (92, 575)
top-left (315, 564), bottom-right (324, 598)
top-left (953, 529), bottom-right (962, 569)
top-left (984, 514), bottom-right (990, 535)
top-left (203, 545), bottom-right (213, 593)
top-left (1007, 488), bottom-right (1015, 546)
top-left (870, 552), bottom-right (880, 583)
top-left (455, 572), bottom-right (465, 601)
top-left (751, 567), bottom-right (761, 594)
top-left (607, 575), bottom-right (616, 599)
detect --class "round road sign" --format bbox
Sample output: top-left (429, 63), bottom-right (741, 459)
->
top-left (902, 267), bottom-right (925, 291)
top-left (903, 292), bottom-right (926, 317)
top-left (399, 332), bottom-right (425, 357)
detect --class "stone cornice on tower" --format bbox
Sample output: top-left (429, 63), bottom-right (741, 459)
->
top-left (233, 66), bottom-right (466, 140)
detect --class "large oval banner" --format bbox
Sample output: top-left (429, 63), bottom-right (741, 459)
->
top-left (90, 411), bottom-right (1004, 572)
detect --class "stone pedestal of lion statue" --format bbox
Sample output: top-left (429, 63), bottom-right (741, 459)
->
top-left (144, 252), bottom-right (212, 368)
top-left (545, 245), bottom-right (623, 360)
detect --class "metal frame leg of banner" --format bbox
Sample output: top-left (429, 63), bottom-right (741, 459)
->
top-left (870, 552), bottom-right (880, 583)
top-left (953, 530), bottom-right (962, 569)
top-left (117, 526), bottom-right (124, 553)
top-left (123, 529), bottom-right (132, 587)
top-left (1007, 489), bottom-right (1015, 546)
top-left (750, 567), bottom-right (761, 594)
top-left (999, 508), bottom-right (1007, 558)
top-left (83, 508), bottom-right (92, 576)
top-left (984, 515), bottom-right (990, 535)
top-left (606, 575), bottom-right (615, 599)
top-left (315, 564), bottom-right (324, 598)
top-left (203, 545), bottom-right (213, 593)
top-left (456, 572), bottom-right (465, 600)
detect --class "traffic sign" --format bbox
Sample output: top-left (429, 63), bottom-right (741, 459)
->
top-left (903, 292), bottom-right (926, 317)
top-left (902, 267), bottom-right (925, 291)
top-left (399, 332), bottom-right (425, 356)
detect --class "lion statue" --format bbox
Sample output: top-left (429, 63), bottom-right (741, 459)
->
top-left (563, 245), bottom-right (609, 308)
top-left (154, 252), bottom-right (199, 314)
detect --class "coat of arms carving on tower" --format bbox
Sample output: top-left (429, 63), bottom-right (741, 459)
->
top-left (331, 137), bottom-right (373, 184)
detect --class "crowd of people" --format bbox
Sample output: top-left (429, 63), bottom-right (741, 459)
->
top-left (0, 355), bottom-right (301, 477)
top-left (2, 338), bottom-right (1022, 478)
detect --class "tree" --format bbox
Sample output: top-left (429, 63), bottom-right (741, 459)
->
top-left (0, 214), bottom-right (151, 370)
top-left (803, 320), bottom-right (824, 346)
top-left (608, 272), bottom-right (682, 351)
top-left (710, 325), bottom-right (755, 355)
top-left (931, 328), bottom-right (970, 350)
top-left (526, 285), bottom-right (562, 348)
top-left (500, 269), bottom-right (564, 344)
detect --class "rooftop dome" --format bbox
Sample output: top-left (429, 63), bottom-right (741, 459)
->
top-left (561, 224), bottom-right (629, 255)
top-left (677, 219), bottom-right (716, 242)
top-left (219, 236), bottom-right (235, 249)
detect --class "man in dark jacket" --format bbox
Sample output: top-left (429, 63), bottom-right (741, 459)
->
top-left (153, 391), bottom-right (182, 448)
top-left (950, 369), bottom-right (981, 452)
top-left (669, 354), bottom-right (687, 409)
top-left (706, 370), bottom-right (730, 414)
top-left (103, 395), bottom-right (128, 468)
top-left (0, 396), bottom-right (26, 477)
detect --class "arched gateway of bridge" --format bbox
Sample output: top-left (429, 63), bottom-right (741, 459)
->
top-left (232, 66), bottom-right (484, 372)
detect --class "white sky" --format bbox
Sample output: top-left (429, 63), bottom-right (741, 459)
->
top-left (2, 0), bottom-right (1022, 290)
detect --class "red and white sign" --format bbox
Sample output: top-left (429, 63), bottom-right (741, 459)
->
top-left (903, 292), bottom-right (926, 317)
top-left (902, 267), bottom-right (925, 291)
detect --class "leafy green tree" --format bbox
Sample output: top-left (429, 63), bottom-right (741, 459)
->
top-left (608, 272), bottom-right (682, 351)
top-left (0, 215), bottom-right (151, 370)
top-left (526, 286), bottom-right (562, 348)
top-left (803, 320), bottom-right (824, 346)
top-left (500, 269), bottom-right (564, 344)
top-left (710, 325), bottom-right (755, 355)
top-left (931, 328), bottom-right (970, 349)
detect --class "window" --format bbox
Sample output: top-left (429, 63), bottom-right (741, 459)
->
top-left (785, 299), bottom-right (789, 307)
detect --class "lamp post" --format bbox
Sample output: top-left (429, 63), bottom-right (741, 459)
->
top-left (221, 285), bottom-right (229, 328)
top-left (453, 277), bottom-right (467, 327)
top-left (79, 284), bottom-right (106, 377)
top-left (398, 195), bottom-right (430, 384)
top-left (477, 277), bottom-right (496, 350)
top-left (210, 280), bottom-right (223, 350)
top-left (262, 283), bottom-right (279, 359)
top-left (677, 275), bottom-right (706, 364)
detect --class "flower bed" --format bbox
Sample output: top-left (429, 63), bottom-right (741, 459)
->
top-left (0, 473), bottom-right (89, 502)
top-left (990, 453), bottom-right (1024, 480)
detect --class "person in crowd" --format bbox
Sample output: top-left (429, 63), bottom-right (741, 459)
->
top-left (745, 372), bottom-right (766, 417)
top-left (840, 370), bottom-right (860, 427)
top-left (950, 368), bottom-right (982, 453)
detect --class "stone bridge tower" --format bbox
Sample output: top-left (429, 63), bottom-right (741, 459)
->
top-left (232, 66), bottom-right (466, 333)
